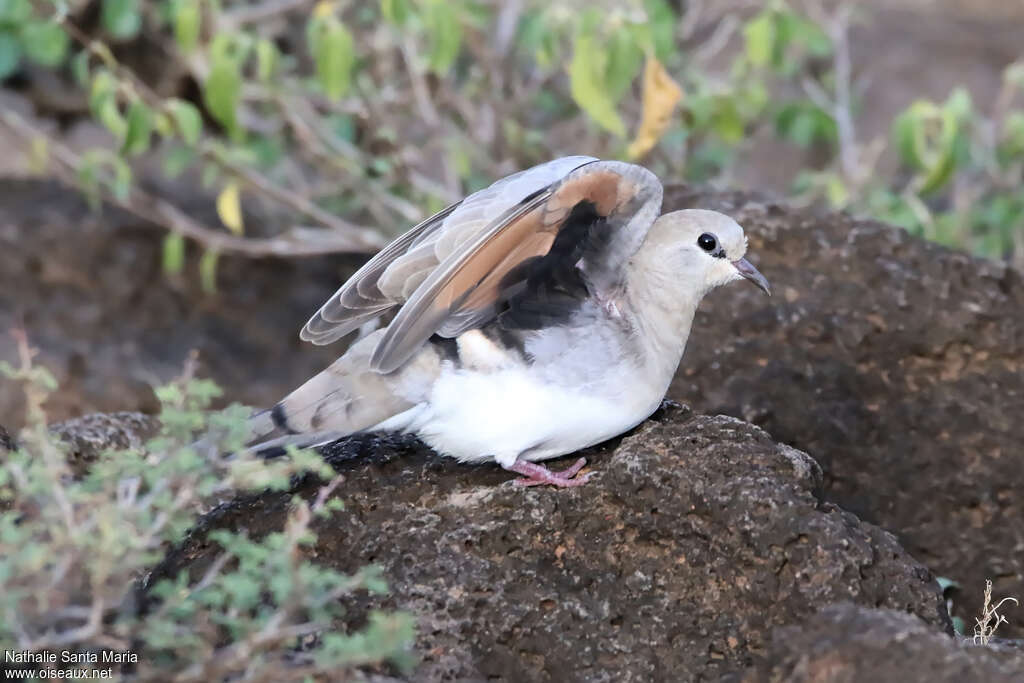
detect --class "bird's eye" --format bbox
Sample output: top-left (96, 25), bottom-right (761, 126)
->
top-left (697, 233), bottom-right (718, 252)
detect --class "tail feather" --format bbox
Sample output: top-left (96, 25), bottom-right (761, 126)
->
top-left (247, 329), bottom-right (443, 454)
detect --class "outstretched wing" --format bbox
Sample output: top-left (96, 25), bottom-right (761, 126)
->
top-left (301, 157), bottom-right (663, 373)
top-left (300, 156), bottom-right (597, 346)
top-left (370, 160), bottom-right (663, 372)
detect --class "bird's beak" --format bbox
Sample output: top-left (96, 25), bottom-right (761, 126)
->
top-left (732, 258), bottom-right (771, 296)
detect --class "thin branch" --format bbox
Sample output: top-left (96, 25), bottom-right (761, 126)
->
top-left (218, 0), bottom-right (313, 29)
top-left (399, 35), bottom-right (440, 127)
top-left (310, 475), bottom-right (345, 513)
top-left (0, 108), bottom-right (382, 256)
top-left (826, 5), bottom-right (859, 184)
top-left (57, 20), bottom-right (385, 252)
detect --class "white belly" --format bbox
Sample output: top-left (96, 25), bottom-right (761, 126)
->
top-left (407, 363), bottom-right (662, 468)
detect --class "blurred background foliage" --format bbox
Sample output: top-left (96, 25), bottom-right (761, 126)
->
top-left (0, 0), bottom-right (1022, 281)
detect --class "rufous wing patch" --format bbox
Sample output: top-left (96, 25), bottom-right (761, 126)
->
top-left (442, 205), bottom-right (549, 311)
top-left (542, 170), bottom-right (638, 227)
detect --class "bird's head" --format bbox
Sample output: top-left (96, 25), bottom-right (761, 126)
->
top-left (648, 209), bottom-right (771, 297)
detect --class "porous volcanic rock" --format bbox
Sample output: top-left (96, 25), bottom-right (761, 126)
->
top-left (746, 603), bottom-right (1024, 682)
top-left (49, 411), bottom-right (160, 474)
top-left (667, 186), bottom-right (1024, 636)
top-left (150, 405), bottom-right (949, 682)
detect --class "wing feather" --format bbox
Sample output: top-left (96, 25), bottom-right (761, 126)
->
top-left (301, 157), bottom-right (661, 372)
top-left (368, 160), bottom-right (663, 372)
top-left (300, 203), bottom-right (458, 343)
top-left (300, 156), bottom-right (597, 345)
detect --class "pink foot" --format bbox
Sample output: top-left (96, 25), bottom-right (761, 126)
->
top-left (506, 457), bottom-right (592, 488)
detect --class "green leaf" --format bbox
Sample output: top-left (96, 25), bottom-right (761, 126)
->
top-left (255, 38), bottom-right (278, 82)
top-left (775, 101), bottom-right (837, 148)
top-left (568, 28), bottom-right (625, 137)
top-left (162, 233), bottom-right (186, 275)
top-left (77, 153), bottom-right (101, 209)
top-left (643, 0), bottom-right (675, 62)
top-left (0, 29), bottom-right (20, 80)
top-left (89, 72), bottom-right (128, 140)
top-left (98, 98), bottom-right (127, 139)
top-left (743, 12), bottom-right (774, 67)
top-left (604, 27), bottom-right (642, 102)
top-left (945, 87), bottom-right (972, 120)
top-left (917, 89), bottom-right (972, 195)
top-left (203, 57), bottom-right (242, 140)
top-left (122, 100), bottom-right (153, 156)
top-left (710, 96), bottom-right (744, 144)
top-left (209, 31), bottom-right (252, 65)
top-left (199, 248), bottom-right (220, 294)
top-left (380, 0), bottom-right (410, 26)
top-left (173, 0), bottom-right (200, 53)
top-left (0, 0), bottom-right (31, 25)
top-left (70, 49), bottom-right (90, 87)
top-left (110, 155), bottom-right (132, 201)
top-left (892, 104), bottom-right (927, 169)
top-left (89, 70), bottom-right (116, 111)
top-left (424, 0), bottom-right (460, 74)
top-left (102, 0), bottom-right (141, 40)
top-left (307, 14), bottom-right (354, 100)
top-left (20, 21), bottom-right (69, 66)
top-left (166, 98), bottom-right (202, 145)
top-left (1000, 111), bottom-right (1024, 159)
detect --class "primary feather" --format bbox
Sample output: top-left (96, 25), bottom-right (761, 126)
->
top-left (300, 156), bottom-right (598, 348)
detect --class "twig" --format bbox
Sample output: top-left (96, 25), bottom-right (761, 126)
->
top-left (218, 0), bottom-right (312, 29)
top-left (310, 475), bottom-right (345, 513)
top-left (826, 5), bottom-right (859, 185)
top-left (0, 108), bottom-right (382, 256)
top-left (57, 20), bottom-right (385, 252)
top-left (399, 34), bottom-right (440, 128)
top-left (974, 579), bottom-right (1018, 646)
top-left (692, 14), bottom-right (739, 65)
top-left (801, 2), bottom-right (870, 195)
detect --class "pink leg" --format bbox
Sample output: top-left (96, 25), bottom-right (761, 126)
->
top-left (505, 457), bottom-right (593, 488)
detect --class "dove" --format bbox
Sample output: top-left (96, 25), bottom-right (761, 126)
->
top-left (248, 157), bottom-right (770, 487)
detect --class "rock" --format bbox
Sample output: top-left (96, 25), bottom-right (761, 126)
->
top-left (746, 603), bottom-right (1024, 683)
top-left (152, 406), bottom-right (949, 682)
top-left (49, 412), bottom-right (160, 473)
top-left (0, 413), bottom-right (158, 477)
top-left (665, 186), bottom-right (1024, 637)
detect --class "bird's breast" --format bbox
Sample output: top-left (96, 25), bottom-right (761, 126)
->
top-left (410, 327), bottom-right (665, 466)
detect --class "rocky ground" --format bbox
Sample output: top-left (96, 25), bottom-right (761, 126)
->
top-left (2, 178), bottom-right (1023, 680)
top-left (669, 185), bottom-right (1024, 641)
top-left (19, 404), bottom-right (1021, 681)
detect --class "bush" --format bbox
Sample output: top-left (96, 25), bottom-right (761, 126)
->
top-left (0, 1), bottom-right (1022, 272)
top-left (0, 336), bottom-right (414, 680)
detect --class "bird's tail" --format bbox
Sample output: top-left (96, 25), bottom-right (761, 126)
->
top-left (233, 407), bottom-right (349, 458)
top-left (239, 329), bottom-right (440, 456)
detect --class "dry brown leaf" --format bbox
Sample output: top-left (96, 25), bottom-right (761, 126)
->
top-left (627, 57), bottom-right (684, 160)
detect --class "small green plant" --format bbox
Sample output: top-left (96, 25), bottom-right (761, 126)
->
top-left (0, 333), bottom-right (414, 680)
top-left (0, 0), bottom-right (70, 80)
